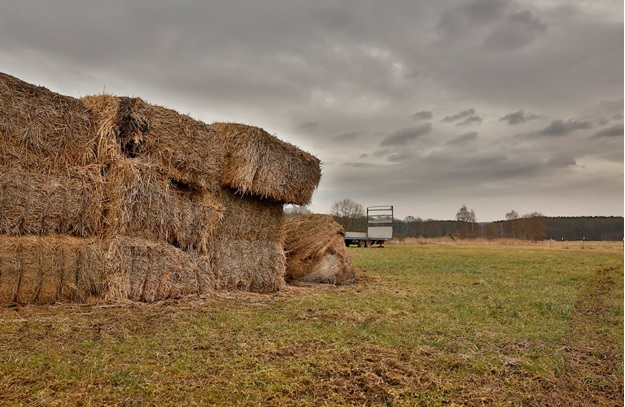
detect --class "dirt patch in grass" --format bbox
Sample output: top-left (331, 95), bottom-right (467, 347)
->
top-left (554, 266), bottom-right (624, 406)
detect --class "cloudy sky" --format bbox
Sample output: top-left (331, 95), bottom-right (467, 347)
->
top-left (1, 0), bottom-right (622, 221)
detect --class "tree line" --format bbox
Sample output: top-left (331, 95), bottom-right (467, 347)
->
top-left (286, 199), bottom-right (624, 241)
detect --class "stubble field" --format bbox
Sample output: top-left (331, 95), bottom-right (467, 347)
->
top-left (0, 242), bottom-right (622, 406)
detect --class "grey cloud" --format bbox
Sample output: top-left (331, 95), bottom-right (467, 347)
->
top-left (483, 9), bottom-right (548, 50)
top-left (412, 111), bottom-right (433, 121)
top-left (297, 121), bottom-right (319, 131)
top-left (455, 115), bottom-right (483, 126)
top-left (334, 131), bottom-right (362, 142)
top-left (593, 123), bottom-right (624, 138)
top-left (437, 0), bottom-right (509, 41)
top-left (442, 109), bottom-right (475, 123)
top-left (343, 162), bottom-right (377, 168)
top-left (546, 155), bottom-right (577, 169)
top-left (537, 119), bottom-right (592, 136)
top-left (379, 123), bottom-right (432, 147)
top-left (446, 132), bottom-right (478, 145)
top-left (499, 110), bottom-right (539, 125)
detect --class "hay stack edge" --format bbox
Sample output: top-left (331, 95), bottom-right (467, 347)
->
top-left (0, 72), bottom-right (323, 305)
top-left (284, 214), bottom-right (355, 285)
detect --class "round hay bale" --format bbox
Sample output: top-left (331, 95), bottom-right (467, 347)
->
top-left (284, 214), bottom-right (355, 285)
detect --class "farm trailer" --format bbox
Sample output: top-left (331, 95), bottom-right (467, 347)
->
top-left (345, 206), bottom-right (394, 247)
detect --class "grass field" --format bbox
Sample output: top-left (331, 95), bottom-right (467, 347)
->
top-left (0, 243), bottom-right (622, 406)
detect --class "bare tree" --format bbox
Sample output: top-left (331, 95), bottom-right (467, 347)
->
top-left (505, 210), bottom-right (519, 238)
top-left (456, 205), bottom-right (477, 238)
top-left (331, 198), bottom-right (366, 232)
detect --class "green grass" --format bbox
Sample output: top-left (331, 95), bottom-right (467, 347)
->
top-left (0, 244), bottom-right (622, 405)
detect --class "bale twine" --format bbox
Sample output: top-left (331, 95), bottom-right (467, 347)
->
top-left (284, 214), bottom-right (355, 285)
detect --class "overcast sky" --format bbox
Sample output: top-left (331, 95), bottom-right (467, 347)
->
top-left (1, 0), bottom-right (622, 221)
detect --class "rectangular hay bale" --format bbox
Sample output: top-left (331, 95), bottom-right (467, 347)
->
top-left (103, 160), bottom-right (224, 253)
top-left (82, 95), bottom-right (223, 191)
top-left (0, 166), bottom-right (104, 237)
top-left (0, 72), bottom-right (98, 173)
top-left (0, 235), bottom-right (103, 305)
top-left (102, 237), bottom-right (217, 302)
top-left (211, 239), bottom-right (285, 294)
top-left (210, 123), bottom-right (321, 205)
top-left (214, 187), bottom-right (284, 241)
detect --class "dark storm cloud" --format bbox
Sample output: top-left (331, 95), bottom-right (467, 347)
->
top-left (379, 123), bottom-right (432, 147)
top-left (412, 111), bottom-right (433, 121)
top-left (455, 115), bottom-right (482, 127)
top-left (446, 132), bottom-right (478, 145)
top-left (499, 110), bottom-right (539, 125)
top-left (593, 123), bottom-right (624, 138)
top-left (442, 109), bottom-right (476, 123)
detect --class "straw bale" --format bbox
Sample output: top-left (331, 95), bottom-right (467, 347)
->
top-left (104, 160), bottom-right (223, 253)
top-left (0, 72), bottom-right (98, 173)
top-left (0, 165), bottom-right (104, 237)
top-left (212, 239), bottom-right (285, 293)
top-left (214, 187), bottom-right (284, 241)
top-left (82, 95), bottom-right (222, 190)
top-left (210, 123), bottom-right (321, 205)
top-left (284, 214), bottom-right (355, 285)
top-left (102, 237), bottom-right (217, 303)
top-left (0, 235), bottom-right (103, 305)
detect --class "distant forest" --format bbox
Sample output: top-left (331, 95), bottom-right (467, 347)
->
top-left (331, 216), bottom-right (624, 241)
top-left (286, 200), bottom-right (624, 241)
top-left (393, 216), bottom-right (624, 241)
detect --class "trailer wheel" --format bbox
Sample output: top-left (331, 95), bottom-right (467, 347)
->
top-left (358, 240), bottom-right (366, 248)
top-left (365, 240), bottom-right (372, 248)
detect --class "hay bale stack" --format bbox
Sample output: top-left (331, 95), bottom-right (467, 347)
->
top-left (0, 72), bottom-right (98, 172)
top-left (103, 160), bottom-right (224, 253)
top-left (210, 123), bottom-right (321, 205)
top-left (284, 214), bottom-right (355, 285)
top-left (82, 95), bottom-right (222, 191)
top-left (211, 187), bottom-right (286, 293)
top-left (0, 235), bottom-right (104, 304)
top-left (0, 165), bottom-right (104, 237)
